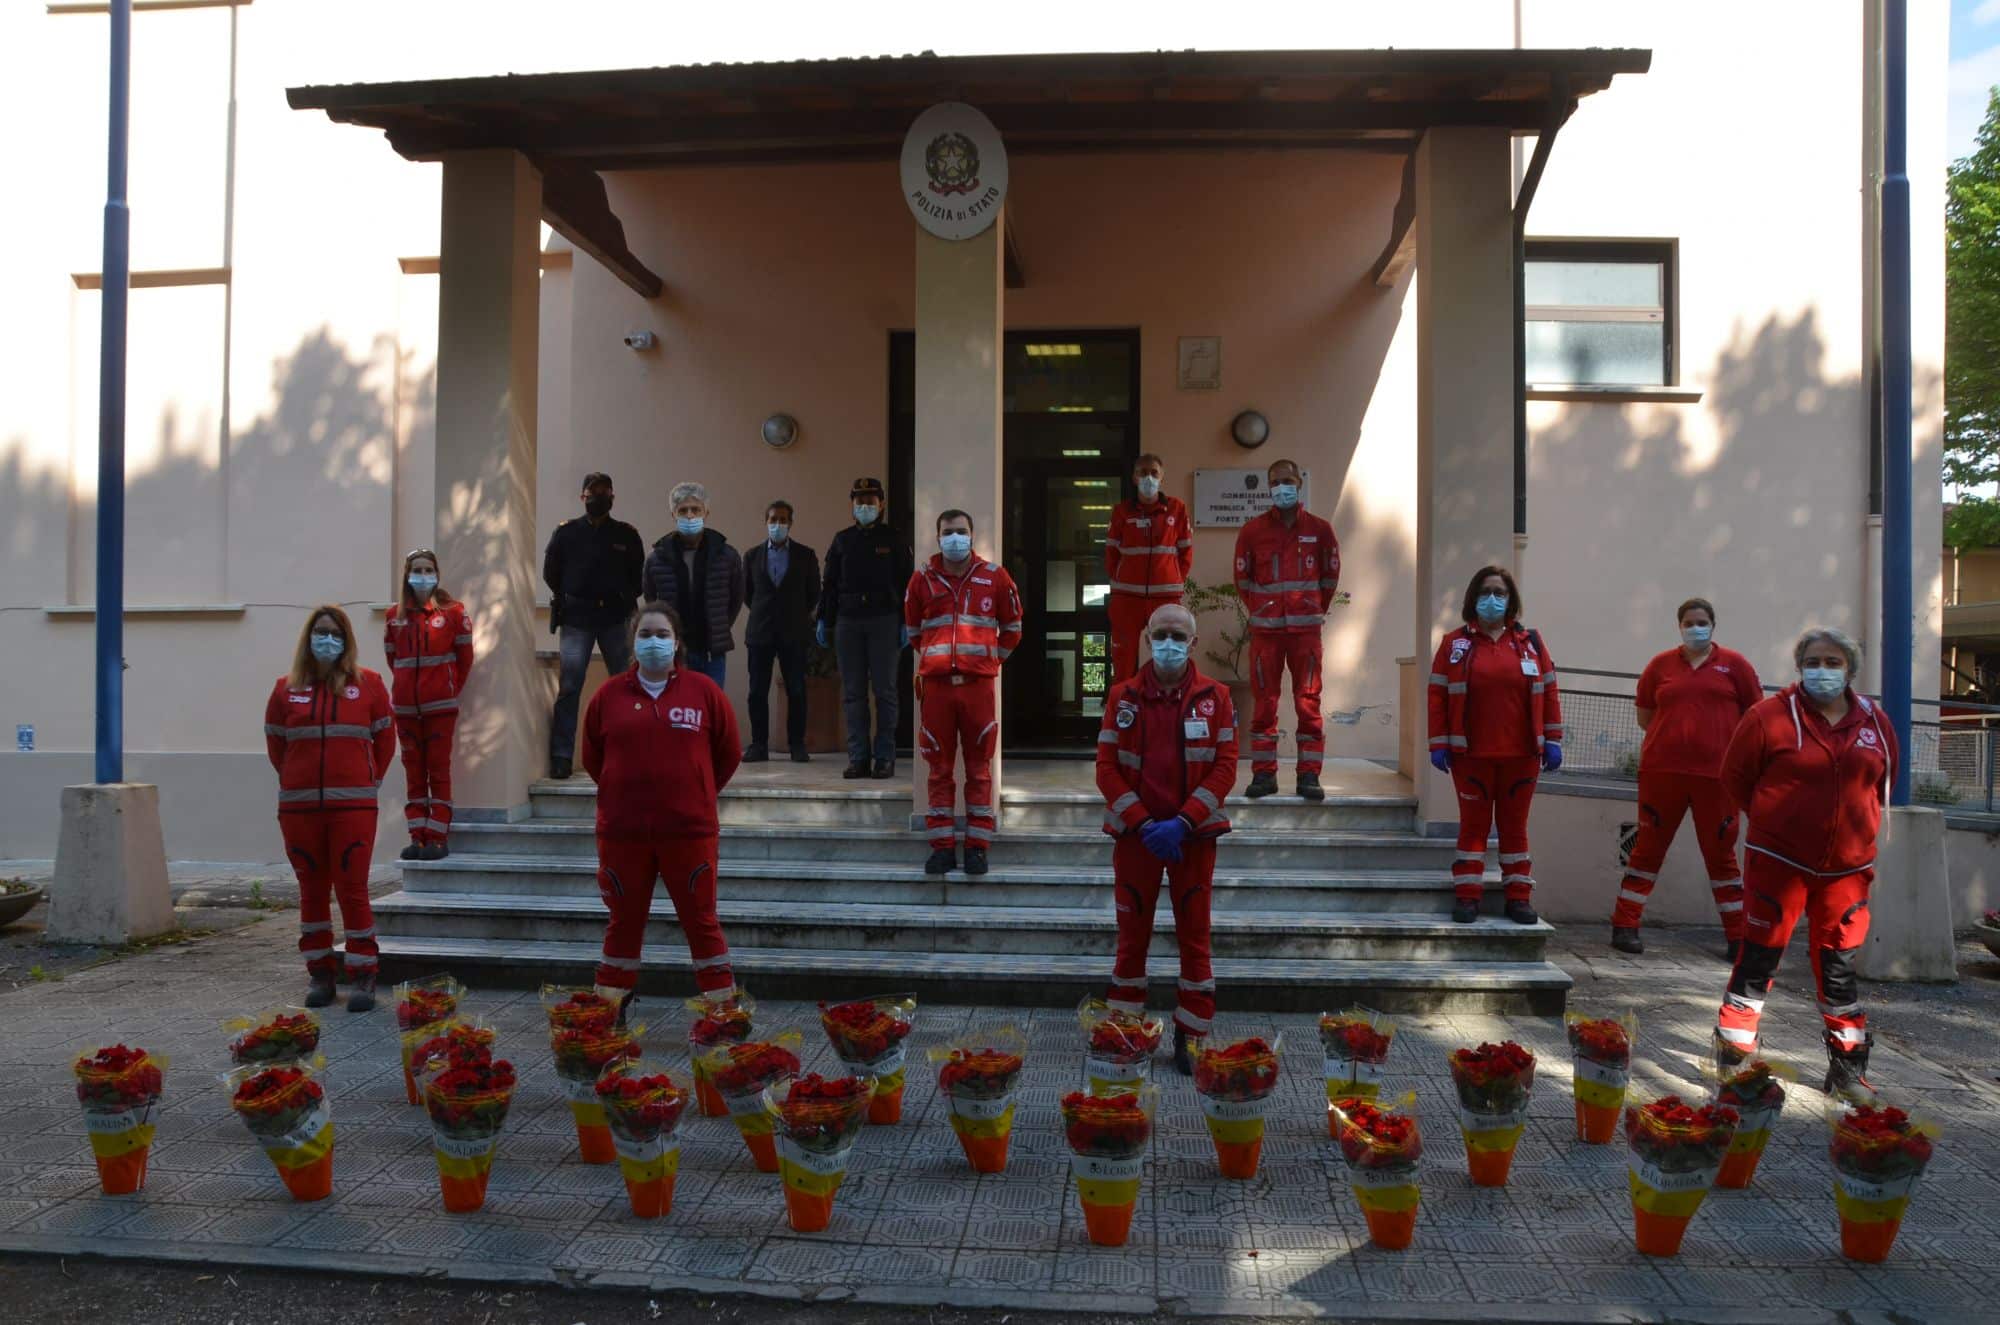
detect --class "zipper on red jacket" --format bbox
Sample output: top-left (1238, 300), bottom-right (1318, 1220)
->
top-left (316, 682), bottom-right (327, 811)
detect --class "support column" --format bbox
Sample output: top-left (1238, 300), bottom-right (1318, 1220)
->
top-left (911, 215), bottom-right (1006, 829)
top-left (435, 151), bottom-right (542, 815)
top-left (1414, 129), bottom-right (1516, 831)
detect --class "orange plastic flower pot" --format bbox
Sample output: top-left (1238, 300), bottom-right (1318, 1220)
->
top-left (1465, 1145), bottom-right (1516, 1188)
top-left (741, 1131), bottom-right (779, 1173)
top-left (1632, 1207), bottom-right (1693, 1256)
top-left (624, 1172), bottom-right (678, 1220)
top-left (575, 1121), bottom-right (616, 1165)
top-left (867, 1085), bottom-right (904, 1126)
top-left (1574, 1099), bottom-right (1620, 1145)
top-left (695, 1078), bottom-right (727, 1118)
top-left (1839, 1215), bottom-right (1902, 1263)
top-left (955, 1130), bottom-right (1011, 1174)
top-left (276, 1151), bottom-right (334, 1202)
top-left (438, 1170), bottom-right (488, 1213)
top-left (1327, 1111), bottom-right (1341, 1140)
top-left (403, 1068), bottom-right (419, 1107)
top-left (1212, 1136), bottom-right (1263, 1180)
top-left (1715, 1148), bottom-right (1765, 1189)
top-left (94, 1145), bottom-right (149, 1196)
top-left (1363, 1204), bottom-right (1418, 1250)
top-left (1080, 1199), bottom-right (1137, 1247)
top-left (784, 1185), bottom-right (837, 1233)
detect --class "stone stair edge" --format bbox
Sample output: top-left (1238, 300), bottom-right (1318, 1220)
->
top-left (470, 820), bottom-right (1448, 846)
top-left (400, 853), bottom-right (1496, 883)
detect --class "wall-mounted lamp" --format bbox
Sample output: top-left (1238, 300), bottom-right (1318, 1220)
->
top-left (761, 413), bottom-right (799, 450)
top-left (1231, 409), bottom-right (1270, 449)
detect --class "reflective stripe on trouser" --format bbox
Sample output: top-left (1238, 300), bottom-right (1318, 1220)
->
top-left (1107, 834), bottom-right (1217, 1034)
top-left (593, 834), bottom-right (734, 997)
top-left (396, 711), bottom-right (458, 845)
top-left (1610, 770), bottom-right (1744, 938)
top-left (1716, 854), bottom-right (1872, 1055)
top-left (919, 675), bottom-right (999, 850)
top-left (1107, 591), bottom-right (1179, 687)
top-left (282, 807), bottom-right (379, 980)
top-left (1248, 630), bottom-right (1323, 775)
top-left (1449, 755), bottom-right (1540, 903)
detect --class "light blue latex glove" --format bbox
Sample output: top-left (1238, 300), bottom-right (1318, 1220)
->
top-left (1141, 816), bottom-right (1188, 864)
top-left (1429, 749), bottom-right (1452, 773)
top-left (1541, 742), bottom-right (1563, 772)
top-left (900, 624), bottom-right (914, 650)
top-left (815, 620), bottom-right (829, 649)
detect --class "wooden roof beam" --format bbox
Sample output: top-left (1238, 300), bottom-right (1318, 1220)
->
top-left (1370, 152), bottom-right (1418, 287)
top-left (533, 159), bottom-right (663, 299)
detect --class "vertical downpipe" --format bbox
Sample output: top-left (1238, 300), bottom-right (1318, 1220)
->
top-left (1882, 0), bottom-right (1914, 804)
top-left (94, 0), bottom-right (132, 785)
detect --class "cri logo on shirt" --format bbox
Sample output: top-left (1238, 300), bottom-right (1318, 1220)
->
top-left (667, 706), bottom-right (705, 731)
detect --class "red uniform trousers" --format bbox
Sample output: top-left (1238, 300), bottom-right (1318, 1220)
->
top-left (395, 712), bottom-right (458, 846)
top-left (1449, 755), bottom-right (1540, 904)
top-left (919, 674), bottom-right (998, 851)
top-left (1106, 835), bottom-right (1217, 1035)
top-left (594, 835), bottom-right (736, 998)
top-left (1249, 630), bottom-right (1323, 775)
top-left (281, 808), bottom-right (379, 981)
top-left (1716, 853), bottom-right (1871, 1056)
top-left (1107, 592), bottom-right (1180, 686)
top-left (1611, 771), bottom-right (1745, 939)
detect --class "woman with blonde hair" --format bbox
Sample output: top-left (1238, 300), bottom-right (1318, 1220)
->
top-left (263, 605), bottom-right (395, 1010)
top-left (384, 549), bottom-right (474, 860)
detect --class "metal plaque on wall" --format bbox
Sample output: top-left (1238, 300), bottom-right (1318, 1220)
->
top-left (1191, 468), bottom-right (1311, 528)
top-left (901, 103), bottom-right (1009, 242)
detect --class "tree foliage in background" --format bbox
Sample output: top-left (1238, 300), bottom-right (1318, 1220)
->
top-left (1948, 89), bottom-right (2000, 547)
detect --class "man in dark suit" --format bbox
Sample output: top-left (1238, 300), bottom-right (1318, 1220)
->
top-left (742, 499), bottom-right (821, 762)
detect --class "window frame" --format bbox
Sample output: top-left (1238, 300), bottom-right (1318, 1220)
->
top-left (1523, 237), bottom-right (1679, 389)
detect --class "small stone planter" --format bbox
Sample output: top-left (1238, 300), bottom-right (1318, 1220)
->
top-left (0, 883), bottom-right (45, 928)
top-left (1975, 917), bottom-right (2000, 961)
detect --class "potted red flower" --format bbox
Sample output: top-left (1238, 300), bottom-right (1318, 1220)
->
top-left (1447, 1040), bottom-right (1534, 1187)
top-left (927, 1026), bottom-right (1028, 1173)
top-left (595, 1057), bottom-right (690, 1219)
top-left (819, 994), bottom-right (916, 1124)
top-left (73, 1044), bottom-right (164, 1195)
top-left (1078, 997), bottom-right (1164, 1096)
top-left (405, 1019), bottom-right (496, 1084)
top-left (696, 1031), bottom-right (803, 1172)
top-left (393, 974), bottom-right (465, 1105)
top-left (765, 1073), bottom-right (876, 1232)
top-left (1713, 1057), bottom-right (1793, 1188)
top-left (540, 986), bottom-right (642, 1164)
top-left (223, 1058), bottom-right (334, 1201)
top-left (1331, 1093), bottom-right (1425, 1249)
top-left (1828, 1096), bottom-right (1936, 1262)
top-left (1625, 1094), bottom-right (1738, 1256)
top-left (1566, 1011), bottom-right (1635, 1144)
top-left (420, 1041), bottom-right (517, 1213)
top-left (1319, 1008), bottom-right (1394, 1134)
top-left (685, 991), bottom-right (756, 1117)
top-left (1191, 1033), bottom-right (1282, 1179)
top-left (1061, 1086), bottom-right (1157, 1247)
top-left (223, 1007), bottom-right (322, 1067)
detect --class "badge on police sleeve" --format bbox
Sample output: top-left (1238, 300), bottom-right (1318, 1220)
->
top-left (1115, 701), bottom-right (1137, 730)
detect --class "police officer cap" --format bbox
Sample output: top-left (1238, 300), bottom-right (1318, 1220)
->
top-left (850, 477), bottom-right (886, 499)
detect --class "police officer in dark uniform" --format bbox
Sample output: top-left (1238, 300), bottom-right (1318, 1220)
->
top-left (817, 477), bottom-right (913, 779)
top-left (542, 471), bottom-right (645, 778)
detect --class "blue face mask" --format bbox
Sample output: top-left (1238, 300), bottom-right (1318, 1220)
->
top-left (940, 532), bottom-right (972, 561)
top-left (635, 636), bottom-right (677, 670)
top-left (1801, 666), bottom-right (1846, 701)
top-left (407, 572), bottom-right (437, 596)
top-left (310, 632), bottom-right (345, 663)
top-left (676, 516), bottom-right (704, 537)
top-left (1136, 475), bottom-right (1161, 500)
top-left (1269, 482), bottom-right (1300, 510)
top-left (853, 504), bottom-right (879, 526)
top-left (767, 524), bottom-right (789, 544)
top-left (1475, 593), bottom-right (1509, 624)
top-left (1149, 637), bottom-right (1190, 670)
top-left (1682, 624), bottom-right (1713, 648)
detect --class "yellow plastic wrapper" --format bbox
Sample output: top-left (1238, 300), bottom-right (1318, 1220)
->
top-left (595, 1057), bottom-right (690, 1218)
top-left (927, 1025), bottom-right (1028, 1173)
top-left (73, 1045), bottom-right (167, 1195)
top-left (1565, 1009), bottom-right (1637, 1143)
top-left (696, 1028), bottom-right (805, 1173)
top-left (1826, 1089), bottom-right (1938, 1263)
top-left (1061, 1083), bottom-right (1158, 1247)
top-left (764, 1072), bottom-right (876, 1232)
top-left (1319, 1008), bottom-right (1395, 1129)
top-left (1077, 996), bottom-right (1164, 1096)
top-left (221, 1054), bottom-right (334, 1201)
top-left (1331, 1090), bottom-right (1423, 1249)
top-left (222, 1006), bottom-right (323, 1067)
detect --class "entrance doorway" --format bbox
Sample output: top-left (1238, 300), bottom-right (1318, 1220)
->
top-left (888, 329), bottom-right (1142, 752)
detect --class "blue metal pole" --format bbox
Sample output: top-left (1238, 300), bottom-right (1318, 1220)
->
top-left (1882, 0), bottom-right (1913, 805)
top-left (94, 0), bottom-right (131, 785)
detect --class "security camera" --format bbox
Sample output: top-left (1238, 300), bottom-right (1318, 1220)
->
top-left (623, 330), bottom-right (657, 351)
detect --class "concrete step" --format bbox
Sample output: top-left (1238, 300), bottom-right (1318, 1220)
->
top-left (400, 853), bottom-right (1493, 913)
top-left (451, 820), bottom-right (1458, 871)
top-left (370, 891), bottom-right (1552, 962)
top-left (370, 934), bottom-right (1572, 1015)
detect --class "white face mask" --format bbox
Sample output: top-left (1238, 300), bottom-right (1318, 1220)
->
top-left (767, 524), bottom-right (789, 544)
top-left (1136, 475), bottom-right (1161, 500)
top-left (1682, 624), bottom-right (1713, 649)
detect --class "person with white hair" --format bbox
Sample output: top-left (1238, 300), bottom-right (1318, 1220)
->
top-left (642, 480), bottom-right (744, 685)
top-left (1714, 626), bottom-right (1896, 1094)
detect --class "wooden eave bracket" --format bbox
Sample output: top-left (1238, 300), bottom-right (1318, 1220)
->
top-left (534, 158), bottom-right (664, 298)
top-left (1370, 152), bottom-right (1417, 288)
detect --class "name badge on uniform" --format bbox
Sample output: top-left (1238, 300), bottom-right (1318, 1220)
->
top-left (1184, 719), bottom-right (1210, 740)
top-left (1520, 658), bottom-right (1540, 677)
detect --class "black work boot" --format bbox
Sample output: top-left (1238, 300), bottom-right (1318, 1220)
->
top-left (790, 749), bottom-right (811, 763)
top-left (742, 743), bottom-right (770, 763)
top-left (1725, 939), bottom-right (1743, 965)
top-left (924, 847), bottom-right (958, 876)
top-left (872, 758), bottom-right (897, 780)
top-left (419, 841), bottom-right (447, 861)
top-left (1296, 771), bottom-right (1324, 802)
top-left (345, 970), bottom-right (377, 1013)
top-left (1505, 898), bottom-right (1540, 925)
top-left (1245, 772), bottom-right (1279, 799)
top-left (548, 757), bottom-right (572, 780)
top-left (303, 976), bottom-right (337, 1009)
top-left (1451, 898), bottom-right (1480, 924)
top-left (843, 760), bottom-right (870, 779)
top-left (1822, 1031), bottom-right (1873, 1097)
top-left (1173, 1027), bottom-right (1203, 1077)
top-left (1611, 926), bottom-right (1644, 955)
top-left (962, 847), bottom-right (989, 876)
top-left (400, 841), bottom-right (423, 861)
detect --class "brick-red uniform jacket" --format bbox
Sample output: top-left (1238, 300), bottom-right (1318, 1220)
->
top-left (903, 555), bottom-right (1024, 680)
top-left (1426, 624), bottom-right (1564, 755)
top-left (383, 599), bottom-right (474, 716)
top-left (581, 667), bottom-right (742, 841)
top-left (1105, 496), bottom-right (1195, 598)
top-left (1720, 685), bottom-right (1897, 877)
top-left (263, 670), bottom-right (396, 815)
top-left (1232, 507), bottom-right (1340, 633)
top-left (1096, 663), bottom-right (1238, 837)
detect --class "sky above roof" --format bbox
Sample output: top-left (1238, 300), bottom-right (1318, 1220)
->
top-left (1954, 0), bottom-right (2000, 158)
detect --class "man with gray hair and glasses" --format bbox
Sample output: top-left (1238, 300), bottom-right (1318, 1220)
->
top-left (643, 481), bottom-right (744, 685)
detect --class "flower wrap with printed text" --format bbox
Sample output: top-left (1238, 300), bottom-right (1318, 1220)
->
top-left (1712, 1057), bottom-right (1794, 1187)
top-left (73, 1044), bottom-right (165, 1195)
top-left (1331, 1092), bottom-right (1424, 1249)
top-left (686, 991), bottom-right (756, 1117)
top-left (1319, 1009), bottom-right (1394, 1132)
top-left (1448, 1040), bottom-right (1534, 1187)
top-left (541, 986), bottom-right (643, 1164)
top-left (1077, 997), bottom-right (1164, 1096)
top-left (928, 1026), bottom-right (1028, 1173)
top-left (1192, 1033), bottom-right (1281, 1179)
top-left (1566, 1011), bottom-right (1636, 1144)
top-left (223, 1056), bottom-right (335, 1201)
top-left (393, 974), bottom-right (465, 1105)
top-left (1827, 1095), bottom-right (1938, 1262)
top-left (764, 1073), bottom-right (876, 1232)
top-left (595, 1057), bottom-right (690, 1218)
top-left (1625, 1095), bottom-right (1738, 1256)
top-left (819, 995), bottom-right (916, 1124)
top-left (223, 1007), bottom-right (322, 1067)
top-left (1061, 1086), bottom-right (1157, 1247)
top-left (420, 1039), bottom-right (516, 1213)
top-left (696, 1030), bottom-right (803, 1172)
